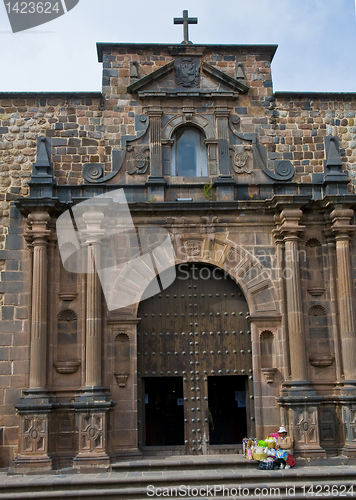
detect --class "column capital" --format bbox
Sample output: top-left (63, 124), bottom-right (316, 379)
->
top-left (147, 106), bottom-right (163, 117)
top-left (278, 209), bottom-right (305, 239)
top-left (331, 209), bottom-right (356, 239)
top-left (214, 107), bottom-right (230, 118)
top-left (81, 210), bottom-right (106, 245)
top-left (26, 211), bottom-right (51, 246)
top-left (272, 228), bottom-right (284, 245)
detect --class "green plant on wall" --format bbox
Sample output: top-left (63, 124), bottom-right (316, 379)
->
top-left (203, 183), bottom-right (214, 201)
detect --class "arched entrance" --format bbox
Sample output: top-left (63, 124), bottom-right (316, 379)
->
top-left (137, 263), bottom-right (254, 455)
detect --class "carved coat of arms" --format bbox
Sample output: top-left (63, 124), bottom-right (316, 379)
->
top-left (186, 240), bottom-right (202, 256)
top-left (175, 58), bottom-right (200, 87)
top-left (230, 145), bottom-right (252, 174)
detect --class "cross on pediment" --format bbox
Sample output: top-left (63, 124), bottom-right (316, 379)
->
top-left (174, 10), bottom-right (198, 45)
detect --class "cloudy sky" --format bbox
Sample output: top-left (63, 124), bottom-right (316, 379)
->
top-left (0, 0), bottom-right (355, 93)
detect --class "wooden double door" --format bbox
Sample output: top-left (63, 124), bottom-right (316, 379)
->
top-left (137, 263), bottom-right (254, 454)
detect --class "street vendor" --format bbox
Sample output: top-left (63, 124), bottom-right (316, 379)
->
top-left (275, 426), bottom-right (294, 469)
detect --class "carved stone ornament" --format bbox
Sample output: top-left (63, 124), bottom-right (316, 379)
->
top-left (54, 361), bottom-right (81, 374)
top-left (128, 146), bottom-right (150, 175)
top-left (309, 355), bottom-right (335, 367)
top-left (114, 372), bottom-right (129, 387)
top-left (186, 240), bottom-right (202, 256)
top-left (261, 367), bottom-right (277, 383)
top-left (230, 145), bottom-right (252, 174)
top-left (175, 57), bottom-right (200, 87)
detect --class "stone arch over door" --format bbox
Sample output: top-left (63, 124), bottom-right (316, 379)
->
top-left (123, 232), bottom-right (280, 319)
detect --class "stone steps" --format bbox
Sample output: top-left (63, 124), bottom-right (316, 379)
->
top-left (1, 456), bottom-right (356, 499)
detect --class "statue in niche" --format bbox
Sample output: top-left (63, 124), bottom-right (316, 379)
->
top-left (175, 57), bottom-right (200, 87)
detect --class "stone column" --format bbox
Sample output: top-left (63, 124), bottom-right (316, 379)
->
top-left (28, 212), bottom-right (51, 389)
top-left (85, 241), bottom-right (102, 388)
top-left (14, 211), bottom-right (53, 472)
top-left (273, 227), bottom-right (291, 382)
top-left (331, 209), bottom-right (356, 384)
top-left (146, 106), bottom-right (165, 202)
top-left (215, 108), bottom-right (230, 176)
top-left (277, 208), bottom-right (325, 457)
top-left (330, 209), bottom-right (356, 456)
top-left (73, 209), bottom-right (114, 470)
top-left (214, 108), bottom-right (235, 201)
top-left (279, 209), bottom-right (308, 386)
top-left (324, 229), bottom-right (343, 382)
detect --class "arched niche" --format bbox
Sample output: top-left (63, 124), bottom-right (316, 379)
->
top-left (308, 305), bottom-right (334, 366)
top-left (260, 330), bottom-right (274, 369)
top-left (54, 309), bottom-right (80, 374)
top-left (114, 332), bottom-right (130, 387)
top-left (305, 238), bottom-right (325, 296)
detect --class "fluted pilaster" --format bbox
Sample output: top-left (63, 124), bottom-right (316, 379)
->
top-left (148, 107), bottom-right (163, 177)
top-left (81, 210), bottom-right (105, 389)
top-left (278, 209), bottom-right (308, 385)
top-left (26, 212), bottom-right (51, 390)
top-left (215, 108), bottom-right (230, 176)
top-left (331, 209), bottom-right (356, 383)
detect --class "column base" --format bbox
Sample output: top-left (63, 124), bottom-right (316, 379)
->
top-left (214, 176), bottom-right (235, 202)
top-left (279, 393), bottom-right (326, 458)
top-left (339, 395), bottom-right (356, 454)
top-left (294, 449), bottom-right (326, 459)
top-left (339, 446), bottom-right (356, 458)
top-left (73, 453), bottom-right (111, 471)
top-left (73, 388), bottom-right (115, 471)
top-left (146, 176), bottom-right (165, 202)
top-left (12, 454), bottom-right (53, 474)
top-left (13, 391), bottom-right (55, 473)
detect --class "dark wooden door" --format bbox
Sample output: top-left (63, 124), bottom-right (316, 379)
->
top-left (137, 263), bottom-right (253, 455)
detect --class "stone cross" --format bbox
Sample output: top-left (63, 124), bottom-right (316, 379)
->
top-left (174, 10), bottom-right (198, 45)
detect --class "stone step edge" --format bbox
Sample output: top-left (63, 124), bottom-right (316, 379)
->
top-left (0, 481), bottom-right (355, 500)
top-left (1, 472), bottom-right (356, 491)
top-left (111, 455), bottom-right (356, 471)
top-left (1, 495), bottom-right (352, 500)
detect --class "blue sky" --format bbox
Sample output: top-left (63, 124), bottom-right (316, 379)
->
top-left (0, 0), bottom-right (355, 93)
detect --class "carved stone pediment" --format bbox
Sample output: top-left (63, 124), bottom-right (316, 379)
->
top-left (127, 60), bottom-right (249, 98)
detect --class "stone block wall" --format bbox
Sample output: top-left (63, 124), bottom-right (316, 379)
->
top-left (273, 93), bottom-right (356, 188)
top-left (0, 205), bottom-right (30, 467)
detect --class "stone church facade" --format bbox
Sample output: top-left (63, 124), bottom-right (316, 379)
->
top-left (1, 35), bottom-right (356, 471)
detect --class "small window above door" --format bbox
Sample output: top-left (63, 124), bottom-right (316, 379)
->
top-left (171, 126), bottom-right (208, 177)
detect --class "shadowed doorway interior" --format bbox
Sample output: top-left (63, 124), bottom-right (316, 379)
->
top-left (208, 375), bottom-right (248, 445)
top-left (144, 377), bottom-right (184, 446)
